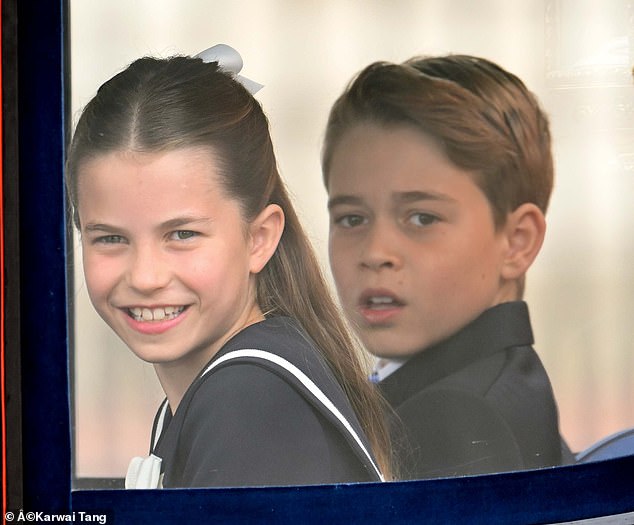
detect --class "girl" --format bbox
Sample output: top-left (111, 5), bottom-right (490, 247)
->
top-left (67, 46), bottom-right (390, 488)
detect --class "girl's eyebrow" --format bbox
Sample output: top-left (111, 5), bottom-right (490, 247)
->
top-left (83, 223), bottom-right (119, 233)
top-left (83, 217), bottom-right (213, 233)
top-left (160, 216), bottom-right (213, 229)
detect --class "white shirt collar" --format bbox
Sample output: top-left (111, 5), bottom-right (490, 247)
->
top-left (369, 357), bottom-right (408, 383)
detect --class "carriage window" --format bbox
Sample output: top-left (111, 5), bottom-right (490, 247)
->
top-left (70, 0), bottom-right (634, 486)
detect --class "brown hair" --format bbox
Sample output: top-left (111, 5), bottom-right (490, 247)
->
top-left (67, 56), bottom-right (391, 477)
top-left (322, 54), bottom-right (554, 228)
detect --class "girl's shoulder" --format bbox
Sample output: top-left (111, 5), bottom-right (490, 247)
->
top-left (152, 316), bottom-right (383, 484)
top-left (219, 316), bottom-right (318, 362)
top-left (209, 316), bottom-right (350, 416)
top-left (187, 316), bottom-right (383, 481)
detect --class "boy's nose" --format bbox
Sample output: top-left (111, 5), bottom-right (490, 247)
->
top-left (359, 224), bottom-right (402, 271)
top-left (126, 244), bottom-right (171, 293)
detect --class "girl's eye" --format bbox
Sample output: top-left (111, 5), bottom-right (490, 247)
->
top-left (408, 213), bottom-right (439, 227)
top-left (169, 230), bottom-right (198, 241)
top-left (93, 234), bottom-right (126, 245)
top-left (335, 214), bottom-right (366, 228)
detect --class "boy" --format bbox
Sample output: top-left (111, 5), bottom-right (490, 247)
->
top-left (321, 55), bottom-right (571, 479)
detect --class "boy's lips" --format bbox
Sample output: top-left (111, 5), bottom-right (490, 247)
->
top-left (357, 289), bottom-right (405, 325)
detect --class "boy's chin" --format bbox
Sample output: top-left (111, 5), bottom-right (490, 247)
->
top-left (361, 339), bottom-right (421, 359)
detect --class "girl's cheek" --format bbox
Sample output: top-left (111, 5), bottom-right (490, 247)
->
top-left (84, 257), bottom-right (119, 289)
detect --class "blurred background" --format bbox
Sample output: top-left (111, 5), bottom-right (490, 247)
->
top-left (70, 0), bottom-right (634, 479)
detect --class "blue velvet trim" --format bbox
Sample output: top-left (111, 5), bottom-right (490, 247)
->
top-left (15, 1), bottom-right (634, 523)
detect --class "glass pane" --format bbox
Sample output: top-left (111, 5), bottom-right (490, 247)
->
top-left (70, 0), bottom-right (634, 485)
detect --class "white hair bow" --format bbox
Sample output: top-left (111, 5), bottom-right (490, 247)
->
top-left (195, 44), bottom-right (263, 94)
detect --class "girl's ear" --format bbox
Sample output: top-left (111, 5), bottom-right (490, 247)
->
top-left (500, 203), bottom-right (546, 281)
top-left (248, 204), bottom-right (285, 274)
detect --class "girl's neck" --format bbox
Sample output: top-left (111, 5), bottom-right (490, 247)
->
top-left (154, 360), bottom-right (204, 414)
top-left (154, 307), bottom-right (266, 412)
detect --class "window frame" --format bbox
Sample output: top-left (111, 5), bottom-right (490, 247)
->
top-left (5, 0), bottom-right (634, 522)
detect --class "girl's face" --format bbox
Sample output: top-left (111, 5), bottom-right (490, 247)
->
top-left (77, 147), bottom-right (267, 378)
top-left (327, 124), bottom-right (516, 358)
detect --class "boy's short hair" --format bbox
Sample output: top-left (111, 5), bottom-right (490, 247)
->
top-left (322, 55), bottom-right (554, 228)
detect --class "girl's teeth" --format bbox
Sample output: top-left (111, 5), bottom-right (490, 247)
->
top-left (129, 306), bottom-right (184, 322)
top-left (130, 307), bottom-right (142, 318)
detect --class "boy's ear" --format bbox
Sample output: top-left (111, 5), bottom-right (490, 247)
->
top-left (248, 204), bottom-right (285, 274)
top-left (500, 203), bottom-right (546, 281)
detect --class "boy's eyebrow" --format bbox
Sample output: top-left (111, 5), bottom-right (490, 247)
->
top-left (394, 190), bottom-right (456, 204)
top-left (328, 191), bottom-right (456, 209)
top-left (327, 195), bottom-right (364, 210)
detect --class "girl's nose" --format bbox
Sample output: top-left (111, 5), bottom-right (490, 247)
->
top-left (126, 243), bottom-right (171, 293)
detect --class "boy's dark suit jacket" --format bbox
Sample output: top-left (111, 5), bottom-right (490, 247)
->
top-left (379, 301), bottom-right (566, 480)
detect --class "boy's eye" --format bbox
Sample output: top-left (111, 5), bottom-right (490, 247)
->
top-left (334, 214), bottom-right (366, 228)
top-left (169, 230), bottom-right (198, 241)
top-left (408, 213), bottom-right (439, 227)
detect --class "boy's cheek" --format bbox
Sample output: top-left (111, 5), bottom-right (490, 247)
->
top-left (329, 257), bottom-right (353, 295)
top-left (329, 237), bottom-right (354, 265)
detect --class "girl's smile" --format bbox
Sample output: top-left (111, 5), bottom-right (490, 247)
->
top-left (123, 305), bottom-right (189, 335)
top-left (77, 147), bottom-right (268, 402)
top-left (127, 305), bottom-right (187, 323)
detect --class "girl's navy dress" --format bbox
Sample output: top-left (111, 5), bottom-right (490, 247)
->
top-left (149, 316), bottom-right (383, 487)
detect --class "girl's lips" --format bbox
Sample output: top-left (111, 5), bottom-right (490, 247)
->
top-left (122, 305), bottom-right (189, 335)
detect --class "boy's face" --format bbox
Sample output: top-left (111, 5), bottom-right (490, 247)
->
top-left (327, 124), bottom-right (516, 358)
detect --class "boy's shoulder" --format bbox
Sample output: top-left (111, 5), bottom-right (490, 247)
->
top-left (380, 301), bottom-right (535, 404)
top-left (380, 303), bottom-right (563, 476)
top-left (390, 342), bottom-right (552, 417)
